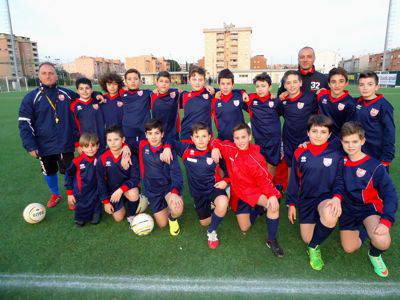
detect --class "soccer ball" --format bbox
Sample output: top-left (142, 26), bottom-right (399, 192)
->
top-left (136, 194), bottom-right (149, 214)
top-left (130, 213), bottom-right (154, 236)
top-left (23, 203), bottom-right (46, 224)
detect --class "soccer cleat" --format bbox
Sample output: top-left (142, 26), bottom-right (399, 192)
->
top-left (368, 254), bottom-right (389, 278)
top-left (307, 246), bottom-right (324, 271)
top-left (91, 213), bottom-right (101, 225)
top-left (168, 219), bottom-right (180, 236)
top-left (207, 230), bottom-right (219, 249)
top-left (68, 203), bottom-right (75, 211)
top-left (75, 220), bottom-right (85, 228)
top-left (266, 239), bottom-right (284, 258)
top-left (47, 194), bottom-right (61, 208)
top-left (126, 215), bottom-right (135, 224)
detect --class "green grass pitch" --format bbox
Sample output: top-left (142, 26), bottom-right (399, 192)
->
top-left (0, 84), bottom-right (399, 299)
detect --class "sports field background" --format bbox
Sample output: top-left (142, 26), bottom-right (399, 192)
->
top-left (0, 84), bottom-right (399, 299)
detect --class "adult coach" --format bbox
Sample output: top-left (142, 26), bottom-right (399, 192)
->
top-left (18, 62), bottom-right (100, 209)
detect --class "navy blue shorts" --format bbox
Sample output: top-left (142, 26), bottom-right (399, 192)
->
top-left (258, 139), bottom-right (281, 166)
top-left (147, 191), bottom-right (169, 214)
top-left (298, 198), bottom-right (324, 224)
top-left (339, 204), bottom-right (379, 231)
top-left (111, 195), bottom-right (129, 213)
top-left (235, 199), bottom-right (265, 216)
top-left (75, 195), bottom-right (102, 222)
top-left (193, 188), bottom-right (227, 220)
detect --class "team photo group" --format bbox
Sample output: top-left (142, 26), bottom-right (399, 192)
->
top-left (17, 46), bottom-right (398, 278)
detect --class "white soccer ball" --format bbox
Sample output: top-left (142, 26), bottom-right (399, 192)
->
top-left (130, 213), bottom-right (154, 236)
top-left (136, 194), bottom-right (149, 214)
top-left (23, 203), bottom-right (46, 224)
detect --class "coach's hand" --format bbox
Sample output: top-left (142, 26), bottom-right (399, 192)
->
top-left (104, 203), bottom-right (114, 214)
top-left (211, 149), bottom-right (222, 164)
top-left (160, 148), bottom-right (173, 164)
top-left (29, 150), bottom-right (39, 158)
top-left (288, 205), bottom-right (296, 224)
top-left (279, 91), bottom-right (289, 100)
top-left (326, 197), bottom-right (342, 218)
top-left (374, 223), bottom-right (389, 236)
top-left (214, 180), bottom-right (228, 190)
top-left (110, 188), bottom-right (123, 203)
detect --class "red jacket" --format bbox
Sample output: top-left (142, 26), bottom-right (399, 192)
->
top-left (213, 139), bottom-right (281, 211)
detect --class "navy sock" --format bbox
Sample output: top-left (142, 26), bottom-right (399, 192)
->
top-left (250, 209), bottom-right (259, 224)
top-left (369, 243), bottom-right (385, 257)
top-left (208, 212), bottom-right (223, 233)
top-left (44, 174), bottom-right (60, 196)
top-left (308, 220), bottom-right (335, 249)
top-left (266, 217), bottom-right (279, 241)
top-left (359, 225), bottom-right (368, 243)
top-left (126, 200), bottom-right (139, 217)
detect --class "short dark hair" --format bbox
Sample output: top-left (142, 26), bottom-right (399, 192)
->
top-left (218, 69), bottom-right (234, 84)
top-left (157, 71), bottom-right (171, 81)
top-left (99, 72), bottom-right (124, 92)
top-left (233, 123), bottom-right (251, 135)
top-left (328, 67), bottom-right (348, 83)
top-left (282, 70), bottom-right (302, 84)
top-left (358, 71), bottom-right (379, 85)
top-left (124, 68), bottom-right (141, 80)
top-left (189, 66), bottom-right (206, 79)
top-left (79, 132), bottom-right (99, 147)
top-left (307, 114), bottom-right (333, 133)
top-left (253, 72), bottom-right (272, 86)
top-left (75, 77), bottom-right (92, 89)
top-left (341, 121), bottom-right (365, 140)
top-left (144, 119), bottom-right (164, 133)
top-left (191, 122), bottom-right (211, 135)
top-left (105, 125), bottom-right (124, 138)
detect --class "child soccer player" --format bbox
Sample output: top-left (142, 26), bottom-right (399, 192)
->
top-left (355, 71), bottom-right (395, 167)
top-left (286, 114), bottom-right (344, 271)
top-left (99, 72), bottom-right (124, 128)
top-left (65, 133), bottom-right (102, 227)
top-left (139, 119), bottom-right (184, 235)
top-left (247, 72), bottom-right (281, 176)
top-left (211, 123), bottom-right (283, 257)
top-left (339, 121), bottom-right (397, 278)
top-left (70, 78), bottom-right (106, 151)
top-left (96, 125), bottom-right (140, 222)
top-left (317, 67), bottom-right (356, 138)
top-left (151, 71), bottom-right (180, 141)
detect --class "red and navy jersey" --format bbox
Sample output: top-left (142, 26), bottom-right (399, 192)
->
top-left (286, 141), bottom-right (344, 206)
top-left (211, 90), bottom-right (246, 141)
top-left (96, 149), bottom-right (140, 204)
top-left (120, 89), bottom-right (152, 139)
top-left (317, 90), bottom-right (356, 137)
top-left (278, 91), bottom-right (318, 148)
top-left (138, 140), bottom-right (183, 199)
top-left (151, 88), bottom-right (180, 141)
top-left (342, 155), bottom-right (398, 227)
top-left (180, 88), bottom-right (213, 142)
top-left (100, 93), bottom-right (123, 128)
top-left (354, 94), bottom-right (395, 164)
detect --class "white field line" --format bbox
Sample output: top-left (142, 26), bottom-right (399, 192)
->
top-left (0, 274), bottom-right (399, 296)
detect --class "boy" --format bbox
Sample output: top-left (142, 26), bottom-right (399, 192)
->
top-left (286, 115), bottom-right (344, 271)
top-left (354, 71), bottom-right (395, 166)
top-left (99, 72), bottom-right (124, 128)
top-left (65, 133), bottom-right (102, 227)
top-left (139, 119), bottom-right (184, 236)
top-left (246, 72), bottom-right (281, 176)
top-left (70, 78), bottom-right (106, 151)
top-left (317, 67), bottom-right (356, 138)
top-left (339, 121), bottom-right (397, 278)
top-left (96, 125), bottom-right (140, 222)
top-left (211, 123), bottom-right (283, 257)
top-left (151, 71), bottom-right (181, 141)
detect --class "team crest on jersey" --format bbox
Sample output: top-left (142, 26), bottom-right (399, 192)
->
top-left (323, 157), bottom-right (333, 167)
top-left (145, 149), bottom-right (150, 155)
top-left (206, 157), bottom-right (214, 165)
top-left (370, 108), bottom-right (379, 117)
top-left (217, 102), bottom-right (222, 107)
top-left (203, 94), bottom-right (209, 100)
top-left (356, 104), bottom-right (362, 110)
top-left (92, 104), bottom-right (99, 110)
top-left (301, 156), bottom-right (307, 163)
top-left (253, 101), bottom-right (258, 106)
top-left (170, 91), bottom-right (176, 98)
top-left (187, 157), bottom-right (197, 163)
top-left (58, 94), bottom-right (65, 101)
top-left (356, 168), bottom-right (366, 177)
top-left (322, 99), bottom-right (327, 104)
top-left (138, 91), bottom-right (143, 96)
top-left (106, 161), bottom-right (111, 167)
top-left (117, 101), bottom-right (123, 107)
top-left (77, 105), bottom-right (82, 111)
top-left (297, 102), bottom-right (304, 109)
top-left (268, 101), bottom-right (274, 108)
top-left (338, 103), bottom-right (345, 111)
top-left (233, 100), bottom-right (240, 107)
top-left (79, 164), bottom-right (86, 170)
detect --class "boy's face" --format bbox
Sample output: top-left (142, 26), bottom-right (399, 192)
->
top-left (358, 77), bottom-right (379, 99)
top-left (255, 80), bottom-right (271, 97)
top-left (145, 128), bottom-right (164, 147)
top-left (219, 78), bottom-right (234, 95)
top-left (77, 84), bottom-right (92, 100)
top-left (106, 132), bottom-right (125, 152)
top-left (191, 129), bottom-right (211, 150)
top-left (106, 81), bottom-right (119, 95)
top-left (284, 75), bottom-right (302, 96)
top-left (341, 134), bottom-right (365, 156)
top-left (233, 129), bottom-right (251, 150)
top-left (329, 74), bottom-right (348, 97)
top-left (81, 142), bottom-right (99, 157)
top-left (125, 72), bottom-right (141, 90)
top-left (189, 73), bottom-right (205, 91)
top-left (156, 76), bottom-right (171, 94)
top-left (307, 125), bottom-right (331, 146)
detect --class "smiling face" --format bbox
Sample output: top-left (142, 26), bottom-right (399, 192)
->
top-left (106, 81), bottom-right (119, 96)
top-left (39, 64), bottom-right (58, 86)
top-left (308, 125), bottom-right (331, 146)
top-left (329, 74), bottom-right (348, 98)
top-left (341, 133), bottom-right (365, 157)
top-left (77, 83), bottom-right (93, 100)
top-left (358, 77), bottom-right (379, 100)
top-left (298, 48), bottom-right (315, 71)
top-left (81, 142), bottom-right (99, 157)
top-left (233, 128), bottom-right (251, 150)
top-left (284, 74), bottom-right (302, 97)
top-left (156, 76), bottom-right (171, 94)
top-left (145, 128), bottom-right (164, 147)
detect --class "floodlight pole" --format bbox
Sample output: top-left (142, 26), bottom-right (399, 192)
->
top-left (382, 0), bottom-right (392, 72)
top-left (5, 0), bottom-right (21, 91)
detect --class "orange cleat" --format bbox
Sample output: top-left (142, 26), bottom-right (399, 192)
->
top-left (47, 194), bottom-right (61, 208)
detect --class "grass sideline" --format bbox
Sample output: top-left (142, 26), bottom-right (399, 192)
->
top-left (0, 84), bottom-right (399, 299)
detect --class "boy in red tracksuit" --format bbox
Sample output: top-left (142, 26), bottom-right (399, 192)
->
top-left (211, 123), bottom-right (283, 257)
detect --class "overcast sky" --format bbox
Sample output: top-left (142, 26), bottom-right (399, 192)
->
top-left (1, 0), bottom-right (399, 64)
